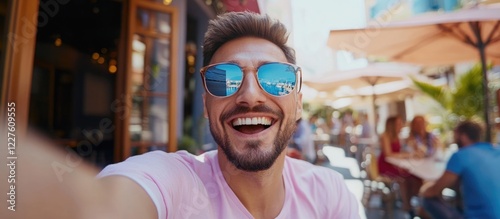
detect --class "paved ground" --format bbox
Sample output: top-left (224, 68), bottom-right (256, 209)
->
top-left (321, 161), bottom-right (415, 219)
top-left (364, 193), bottom-right (412, 219)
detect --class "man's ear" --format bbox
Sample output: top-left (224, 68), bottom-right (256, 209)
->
top-left (203, 93), bottom-right (208, 118)
top-left (295, 92), bottom-right (303, 121)
top-left (460, 133), bottom-right (472, 146)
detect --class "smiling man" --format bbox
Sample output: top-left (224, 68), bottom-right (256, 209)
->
top-left (202, 36), bottom-right (298, 173)
top-left (2, 11), bottom-right (359, 219)
top-left (100, 12), bottom-right (359, 218)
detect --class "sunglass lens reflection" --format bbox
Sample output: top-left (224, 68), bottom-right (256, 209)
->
top-left (204, 63), bottom-right (296, 97)
top-left (258, 63), bottom-right (296, 96)
top-left (205, 64), bottom-right (242, 97)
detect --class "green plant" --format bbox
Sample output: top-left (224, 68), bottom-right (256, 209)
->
top-left (412, 63), bottom-right (487, 121)
top-left (180, 114), bottom-right (200, 154)
top-left (178, 135), bottom-right (198, 154)
top-left (411, 63), bottom-right (493, 142)
top-left (451, 64), bottom-right (484, 119)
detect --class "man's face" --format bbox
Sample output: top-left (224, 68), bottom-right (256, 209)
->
top-left (203, 37), bottom-right (302, 171)
top-left (454, 130), bottom-right (464, 148)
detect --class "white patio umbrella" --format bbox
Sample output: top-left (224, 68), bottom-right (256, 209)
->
top-left (303, 62), bottom-right (420, 116)
top-left (328, 5), bottom-right (500, 141)
top-left (305, 79), bottom-right (420, 138)
top-left (304, 62), bottom-right (420, 136)
top-left (303, 62), bottom-right (421, 92)
top-left (339, 81), bottom-right (419, 102)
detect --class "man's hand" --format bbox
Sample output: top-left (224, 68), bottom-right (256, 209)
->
top-left (418, 171), bottom-right (459, 198)
top-left (419, 181), bottom-right (436, 197)
top-left (0, 131), bottom-right (157, 219)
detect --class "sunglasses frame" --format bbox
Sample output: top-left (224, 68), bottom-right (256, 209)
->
top-left (200, 62), bottom-right (302, 98)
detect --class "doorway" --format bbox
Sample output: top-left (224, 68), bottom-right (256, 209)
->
top-left (29, 0), bottom-right (123, 167)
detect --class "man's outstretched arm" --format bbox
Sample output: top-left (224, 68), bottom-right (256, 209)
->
top-left (419, 171), bottom-right (459, 198)
top-left (0, 132), bottom-right (157, 219)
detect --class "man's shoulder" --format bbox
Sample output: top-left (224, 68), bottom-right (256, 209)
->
top-left (131, 149), bottom-right (216, 161)
top-left (447, 143), bottom-right (497, 169)
top-left (119, 150), bottom-right (202, 163)
top-left (456, 142), bottom-right (495, 155)
top-left (285, 157), bottom-right (345, 183)
top-left (98, 150), bottom-right (218, 178)
top-left (284, 158), bottom-right (359, 217)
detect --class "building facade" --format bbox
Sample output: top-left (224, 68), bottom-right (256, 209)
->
top-left (0, 0), bottom-right (260, 167)
top-left (369, 0), bottom-right (460, 19)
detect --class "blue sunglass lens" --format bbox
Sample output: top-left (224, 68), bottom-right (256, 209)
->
top-left (204, 63), bottom-right (297, 97)
top-left (204, 64), bottom-right (242, 97)
top-left (258, 63), bottom-right (297, 96)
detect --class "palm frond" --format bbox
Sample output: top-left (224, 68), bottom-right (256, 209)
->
top-left (411, 77), bottom-right (451, 110)
top-left (451, 64), bottom-right (484, 119)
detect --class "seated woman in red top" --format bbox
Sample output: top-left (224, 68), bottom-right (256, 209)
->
top-left (378, 116), bottom-right (424, 218)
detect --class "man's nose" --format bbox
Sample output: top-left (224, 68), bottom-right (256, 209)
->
top-left (235, 72), bottom-right (267, 108)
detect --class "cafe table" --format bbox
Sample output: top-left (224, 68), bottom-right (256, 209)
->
top-left (385, 148), bottom-right (455, 181)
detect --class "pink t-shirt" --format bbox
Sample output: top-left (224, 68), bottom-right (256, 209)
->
top-left (97, 150), bottom-right (359, 219)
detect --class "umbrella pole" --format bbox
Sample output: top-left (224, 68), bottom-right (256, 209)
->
top-left (471, 22), bottom-right (492, 142)
top-left (479, 44), bottom-right (491, 142)
top-left (371, 86), bottom-right (377, 138)
top-left (367, 79), bottom-right (379, 139)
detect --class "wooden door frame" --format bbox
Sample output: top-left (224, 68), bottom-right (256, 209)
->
top-left (115, 0), bottom-right (178, 161)
top-left (1, 0), bottom-right (39, 137)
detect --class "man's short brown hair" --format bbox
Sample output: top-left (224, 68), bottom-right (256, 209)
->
top-left (455, 120), bottom-right (483, 142)
top-left (202, 11), bottom-right (296, 66)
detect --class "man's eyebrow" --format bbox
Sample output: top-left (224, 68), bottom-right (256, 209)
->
top-left (224, 60), bottom-right (271, 67)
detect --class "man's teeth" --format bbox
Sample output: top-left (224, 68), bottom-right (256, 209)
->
top-left (232, 117), bottom-right (272, 126)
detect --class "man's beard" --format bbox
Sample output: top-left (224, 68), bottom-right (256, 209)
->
top-left (209, 105), bottom-right (297, 172)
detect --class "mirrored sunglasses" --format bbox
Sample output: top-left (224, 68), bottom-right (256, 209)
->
top-left (200, 62), bottom-right (302, 97)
